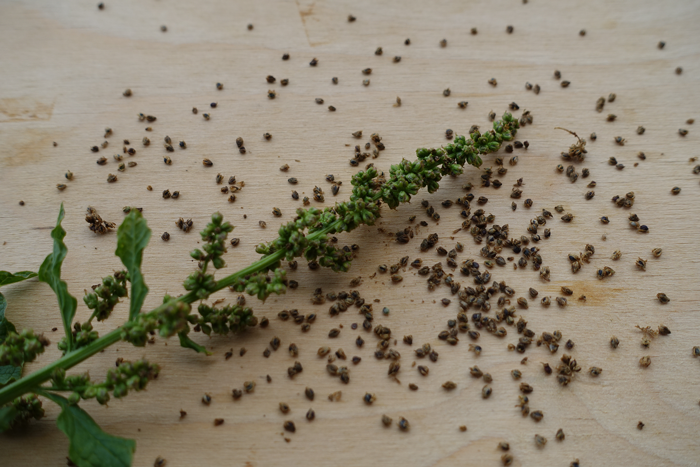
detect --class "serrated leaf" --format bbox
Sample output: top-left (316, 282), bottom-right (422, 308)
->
top-left (0, 405), bottom-right (18, 433)
top-left (0, 292), bottom-right (23, 386)
top-left (38, 204), bottom-right (78, 352)
top-left (115, 210), bottom-right (151, 321)
top-left (178, 332), bottom-right (211, 356)
top-left (44, 392), bottom-right (135, 467)
top-left (0, 271), bottom-right (37, 288)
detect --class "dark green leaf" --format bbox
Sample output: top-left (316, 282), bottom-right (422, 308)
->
top-left (38, 204), bottom-right (78, 351)
top-left (0, 292), bottom-right (23, 386)
top-left (115, 210), bottom-right (151, 321)
top-left (0, 292), bottom-right (6, 322)
top-left (44, 392), bottom-right (135, 467)
top-left (0, 405), bottom-right (18, 433)
top-left (0, 271), bottom-right (37, 288)
top-left (0, 364), bottom-right (22, 386)
top-left (178, 332), bottom-right (211, 356)
top-left (0, 292), bottom-right (18, 342)
top-left (0, 317), bottom-right (17, 343)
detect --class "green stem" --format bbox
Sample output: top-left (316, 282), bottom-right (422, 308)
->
top-left (86, 308), bottom-right (98, 325)
top-left (216, 220), bottom-right (341, 289)
top-left (0, 329), bottom-right (121, 405)
top-left (0, 220), bottom-right (343, 407)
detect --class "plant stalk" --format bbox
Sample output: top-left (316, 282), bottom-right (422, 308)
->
top-left (0, 219), bottom-right (343, 406)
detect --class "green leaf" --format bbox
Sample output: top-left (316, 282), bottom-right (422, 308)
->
top-left (0, 271), bottom-right (37, 288)
top-left (0, 405), bottom-right (18, 433)
top-left (44, 392), bottom-right (135, 467)
top-left (0, 364), bottom-right (22, 386)
top-left (0, 316), bottom-right (18, 345)
top-left (0, 292), bottom-right (6, 323)
top-left (115, 210), bottom-right (151, 321)
top-left (38, 204), bottom-right (78, 352)
top-left (178, 332), bottom-right (211, 356)
top-left (0, 292), bottom-right (23, 387)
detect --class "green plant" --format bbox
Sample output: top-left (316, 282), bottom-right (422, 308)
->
top-left (0, 113), bottom-right (520, 466)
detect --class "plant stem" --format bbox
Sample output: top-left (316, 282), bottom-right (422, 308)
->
top-left (0, 329), bottom-right (121, 405)
top-left (0, 220), bottom-right (342, 406)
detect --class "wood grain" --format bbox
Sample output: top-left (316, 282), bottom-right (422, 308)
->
top-left (1, 0), bottom-right (700, 465)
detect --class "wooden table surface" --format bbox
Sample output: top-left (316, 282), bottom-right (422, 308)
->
top-left (1, 0), bottom-right (700, 465)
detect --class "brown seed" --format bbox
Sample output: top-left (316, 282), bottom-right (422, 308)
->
top-left (283, 421), bottom-right (296, 433)
top-left (305, 387), bottom-right (314, 401)
top-left (534, 434), bottom-right (547, 447)
top-left (388, 361), bottom-right (400, 376)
